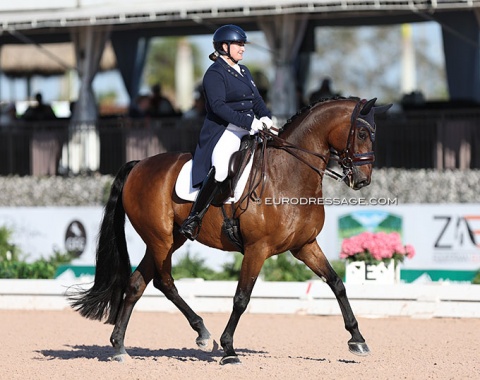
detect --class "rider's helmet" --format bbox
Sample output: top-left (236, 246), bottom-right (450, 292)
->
top-left (212, 25), bottom-right (248, 61)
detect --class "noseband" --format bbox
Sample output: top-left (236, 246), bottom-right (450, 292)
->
top-left (261, 99), bottom-right (375, 183)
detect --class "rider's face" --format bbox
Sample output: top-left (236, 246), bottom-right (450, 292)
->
top-left (224, 42), bottom-right (245, 62)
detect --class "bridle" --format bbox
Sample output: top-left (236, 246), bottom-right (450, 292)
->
top-left (329, 98), bottom-right (376, 176)
top-left (260, 98), bottom-right (375, 183)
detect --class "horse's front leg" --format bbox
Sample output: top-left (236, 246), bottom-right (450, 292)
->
top-left (292, 241), bottom-right (370, 356)
top-left (220, 249), bottom-right (266, 365)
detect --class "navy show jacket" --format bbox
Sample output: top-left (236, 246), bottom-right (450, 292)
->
top-left (191, 58), bottom-right (271, 187)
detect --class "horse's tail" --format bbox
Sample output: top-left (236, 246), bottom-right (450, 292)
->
top-left (68, 160), bottom-right (139, 324)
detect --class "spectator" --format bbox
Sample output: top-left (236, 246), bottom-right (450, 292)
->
top-left (296, 85), bottom-right (308, 110)
top-left (309, 78), bottom-right (338, 104)
top-left (182, 85), bottom-right (206, 119)
top-left (0, 102), bottom-right (17, 127)
top-left (21, 92), bottom-right (57, 121)
top-left (129, 94), bottom-right (151, 119)
top-left (147, 83), bottom-right (179, 118)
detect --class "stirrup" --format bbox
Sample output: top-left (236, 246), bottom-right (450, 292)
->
top-left (179, 215), bottom-right (201, 240)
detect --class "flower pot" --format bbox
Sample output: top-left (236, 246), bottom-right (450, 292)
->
top-left (345, 261), bottom-right (400, 285)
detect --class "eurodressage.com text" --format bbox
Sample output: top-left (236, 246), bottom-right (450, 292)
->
top-left (263, 197), bottom-right (398, 206)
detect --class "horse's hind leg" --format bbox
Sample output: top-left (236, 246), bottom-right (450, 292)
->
top-left (292, 241), bottom-right (370, 356)
top-left (152, 234), bottom-right (214, 351)
top-left (109, 256), bottom-right (154, 361)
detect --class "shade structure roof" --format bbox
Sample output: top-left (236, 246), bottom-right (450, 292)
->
top-left (0, 42), bottom-right (117, 77)
top-left (1, 0), bottom-right (479, 35)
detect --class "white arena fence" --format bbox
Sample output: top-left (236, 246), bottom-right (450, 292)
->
top-left (1, 278), bottom-right (479, 319)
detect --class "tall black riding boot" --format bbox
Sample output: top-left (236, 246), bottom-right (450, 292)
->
top-left (179, 167), bottom-right (221, 240)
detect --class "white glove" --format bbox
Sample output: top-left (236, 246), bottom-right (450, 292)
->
top-left (260, 116), bottom-right (273, 129)
top-left (260, 116), bottom-right (279, 136)
top-left (249, 118), bottom-right (264, 135)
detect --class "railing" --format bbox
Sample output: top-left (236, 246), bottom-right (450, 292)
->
top-left (1, 107), bottom-right (480, 176)
top-left (0, 117), bottom-right (201, 176)
top-left (375, 107), bottom-right (480, 169)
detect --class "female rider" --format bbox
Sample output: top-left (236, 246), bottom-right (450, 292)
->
top-left (179, 24), bottom-right (276, 240)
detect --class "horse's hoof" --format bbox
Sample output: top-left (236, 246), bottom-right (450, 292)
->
top-left (219, 355), bottom-right (242, 365)
top-left (109, 353), bottom-right (131, 362)
top-left (348, 342), bottom-right (370, 356)
top-left (196, 337), bottom-right (219, 352)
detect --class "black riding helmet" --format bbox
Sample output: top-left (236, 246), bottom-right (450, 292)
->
top-left (211, 24), bottom-right (248, 63)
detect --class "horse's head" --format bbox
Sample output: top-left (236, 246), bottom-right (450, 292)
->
top-left (329, 98), bottom-right (392, 190)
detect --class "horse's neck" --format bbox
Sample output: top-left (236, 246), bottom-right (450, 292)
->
top-left (269, 112), bottom-right (332, 196)
top-left (267, 137), bottom-right (327, 198)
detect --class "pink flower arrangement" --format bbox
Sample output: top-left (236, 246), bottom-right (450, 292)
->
top-left (340, 231), bottom-right (415, 265)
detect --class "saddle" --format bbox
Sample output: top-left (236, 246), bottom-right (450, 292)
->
top-left (212, 135), bottom-right (257, 206)
top-left (215, 134), bottom-right (258, 252)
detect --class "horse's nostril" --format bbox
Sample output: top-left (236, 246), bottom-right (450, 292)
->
top-left (355, 179), bottom-right (370, 189)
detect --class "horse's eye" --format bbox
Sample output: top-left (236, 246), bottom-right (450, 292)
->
top-left (358, 130), bottom-right (368, 141)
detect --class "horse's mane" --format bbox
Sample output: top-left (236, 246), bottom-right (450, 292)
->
top-left (280, 96), bottom-right (360, 134)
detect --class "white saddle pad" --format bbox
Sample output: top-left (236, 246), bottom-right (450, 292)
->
top-left (175, 154), bottom-right (255, 203)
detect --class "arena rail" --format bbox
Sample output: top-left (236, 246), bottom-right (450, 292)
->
top-left (1, 278), bottom-right (479, 319)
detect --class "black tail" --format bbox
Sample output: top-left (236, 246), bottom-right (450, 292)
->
top-left (68, 160), bottom-right (139, 324)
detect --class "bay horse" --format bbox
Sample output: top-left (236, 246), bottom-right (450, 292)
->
top-left (68, 97), bottom-right (392, 365)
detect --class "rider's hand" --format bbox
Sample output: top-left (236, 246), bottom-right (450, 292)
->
top-left (260, 116), bottom-right (279, 136)
top-left (249, 118), bottom-right (264, 135)
top-left (260, 116), bottom-right (273, 129)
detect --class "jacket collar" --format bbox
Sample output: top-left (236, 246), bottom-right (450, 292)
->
top-left (216, 58), bottom-right (251, 86)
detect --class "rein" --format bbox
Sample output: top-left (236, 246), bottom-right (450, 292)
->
top-left (239, 99), bottom-right (373, 206)
top-left (262, 99), bottom-right (372, 182)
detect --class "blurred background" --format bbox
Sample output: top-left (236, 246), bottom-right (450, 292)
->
top-left (0, 1), bottom-right (479, 284)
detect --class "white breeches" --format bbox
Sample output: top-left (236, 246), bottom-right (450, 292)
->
top-left (211, 123), bottom-right (249, 182)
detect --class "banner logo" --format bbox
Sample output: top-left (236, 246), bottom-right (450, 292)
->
top-left (338, 210), bottom-right (403, 240)
top-left (65, 220), bottom-right (87, 257)
top-left (433, 215), bottom-right (480, 263)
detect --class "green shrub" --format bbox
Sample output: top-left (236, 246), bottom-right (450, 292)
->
top-left (0, 226), bottom-right (76, 279)
top-left (261, 253), bottom-right (316, 282)
top-left (472, 270), bottom-right (480, 284)
top-left (172, 251), bottom-right (346, 282)
top-left (172, 250), bottom-right (217, 280)
top-left (216, 252), bottom-right (243, 280)
top-left (0, 226), bottom-right (19, 261)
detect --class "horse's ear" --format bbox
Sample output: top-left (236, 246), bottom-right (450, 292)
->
top-left (360, 98), bottom-right (377, 115)
top-left (373, 103), bottom-right (393, 114)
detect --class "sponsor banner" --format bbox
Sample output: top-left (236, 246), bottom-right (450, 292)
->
top-left (0, 207), bottom-right (231, 270)
top-left (318, 204), bottom-right (480, 271)
top-left (0, 204), bottom-right (479, 271)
